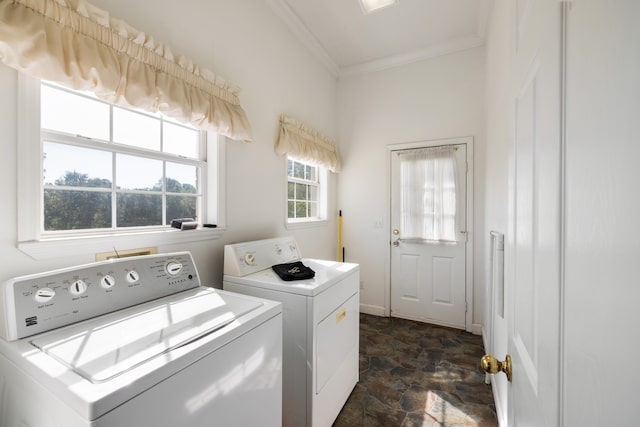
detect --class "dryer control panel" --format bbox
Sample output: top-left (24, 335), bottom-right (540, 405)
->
top-left (224, 237), bottom-right (302, 277)
top-left (0, 252), bottom-right (200, 341)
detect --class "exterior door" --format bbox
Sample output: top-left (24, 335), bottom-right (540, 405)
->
top-left (485, 1), bottom-right (565, 425)
top-left (389, 138), bottom-right (468, 329)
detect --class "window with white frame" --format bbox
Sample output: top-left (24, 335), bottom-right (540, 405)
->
top-left (287, 157), bottom-right (327, 222)
top-left (39, 82), bottom-right (207, 233)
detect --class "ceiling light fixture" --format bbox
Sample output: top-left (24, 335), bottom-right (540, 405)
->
top-left (359, 0), bottom-right (398, 15)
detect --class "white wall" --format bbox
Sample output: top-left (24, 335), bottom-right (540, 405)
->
top-left (481, 0), bottom-right (511, 424)
top-left (482, 1), bottom-right (510, 286)
top-left (482, 0), bottom-right (511, 335)
top-left (336, 47), bottom-right (485, 328)
top-left (0, 0), bottom-right (338, 286)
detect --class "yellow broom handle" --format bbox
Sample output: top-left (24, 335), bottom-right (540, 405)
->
top-left (338, 210), bottom-right (343, 262)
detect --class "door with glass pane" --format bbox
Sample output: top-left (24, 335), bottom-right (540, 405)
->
top-left (390, 139), bottom-right (468, 329)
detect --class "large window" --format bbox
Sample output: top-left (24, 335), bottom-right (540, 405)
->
top-left (287, 158), bottom-right (326, 222)
top-left (17, 76), bottom-right (224, 260)
top-left (40, 82), bottom-right (205, 232)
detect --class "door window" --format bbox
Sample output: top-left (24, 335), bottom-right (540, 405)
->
top-left (398, 146), bottom-right (457, 242)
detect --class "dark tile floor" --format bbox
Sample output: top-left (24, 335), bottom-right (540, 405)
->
top-left (333, 314), bottom-right (498, 427)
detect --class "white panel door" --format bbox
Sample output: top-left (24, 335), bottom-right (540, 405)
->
top-left (563, 2), bottom-right (640, 425)
top-left (487, 1), bottom-right (565, 425)
top-left (390, 139), bottom-right (468, 329)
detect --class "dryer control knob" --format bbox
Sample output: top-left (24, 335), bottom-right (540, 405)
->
top-left (244, 253), bottom-right (255, 265)
top-left (166, 261), bottom-right (183, 276)
top-left (34, 287), bottom-right (56, 304)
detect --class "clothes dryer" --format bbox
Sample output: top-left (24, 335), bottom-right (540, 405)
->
top-left (223, 237), bottom-right (359, 427)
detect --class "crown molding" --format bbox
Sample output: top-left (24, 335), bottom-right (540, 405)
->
top-left (476, 0), bottom-right (494, 40)
top-left (338, 35), bottom-right (484, 78)
top-left (266, 0), bottom-right (340, 78)
top-left (267, 0), bottom-right (490, 79)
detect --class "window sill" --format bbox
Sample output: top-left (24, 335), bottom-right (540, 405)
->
top-left (285, 219), bottom-right (328, 230)
top-left (18, 227), bottom-right (225, 261)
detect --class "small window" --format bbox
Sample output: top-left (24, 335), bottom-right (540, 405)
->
top-left (40, 82), bottom-right (206, 233)
top-left (287, 158), bottom-right (326, 222)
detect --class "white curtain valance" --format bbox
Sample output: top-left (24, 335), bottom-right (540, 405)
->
top-left (0, 0), bottom-right (252, 142)
top-left (275, 115), bottom-right (340, 172)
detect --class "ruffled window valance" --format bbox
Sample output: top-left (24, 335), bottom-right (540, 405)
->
top-left (275, 115), bottom-right (341, 172)
top-left (0, 0), bottom-right (252, 141)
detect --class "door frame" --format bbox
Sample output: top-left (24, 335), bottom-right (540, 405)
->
top-left (386, 136), bottom-right (474, 332)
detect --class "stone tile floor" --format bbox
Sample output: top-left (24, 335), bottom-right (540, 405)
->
top-left (333, 314), bottom-right (498, 427)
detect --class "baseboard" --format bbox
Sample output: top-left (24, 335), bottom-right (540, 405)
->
top-left (471, 323), bottom-right (483, 336)
top-left (359, 304), bottom-right (386, 317)
top-left (359, 308), bottom-right (486, 335)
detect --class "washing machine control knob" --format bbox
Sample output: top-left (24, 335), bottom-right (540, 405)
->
top-left (34, 287), bottom-right (56, 304)
top-left (69, 279), bottom-right (88, 296)
top-left (125, 270), bottom-right (140, 284)
top-left (165, 261), bottom-right (183, 276)
top-left (100, 274), bottom-right (116, 289)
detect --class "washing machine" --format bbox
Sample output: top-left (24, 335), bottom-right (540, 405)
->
top-left (223, 237), bottom-right (360, 427)
top-left (0, 252), bottom-right (283, 427)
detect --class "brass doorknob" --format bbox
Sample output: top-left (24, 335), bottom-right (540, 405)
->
top-left (481, 354), bottom-right (512, 382)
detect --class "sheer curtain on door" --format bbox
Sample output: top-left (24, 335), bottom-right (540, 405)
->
top-left (398, 146), bottom-right (457, 242)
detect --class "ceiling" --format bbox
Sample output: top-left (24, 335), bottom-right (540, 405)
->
top-left (267, 0), bottom-right (492, 77)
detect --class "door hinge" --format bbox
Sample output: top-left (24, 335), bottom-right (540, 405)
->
top-left (465, 302), bottom-right (468, 313)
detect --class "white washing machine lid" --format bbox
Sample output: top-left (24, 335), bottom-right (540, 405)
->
top-left (30, 288), bottom-right (263, 383)
top-left (224, 259), bottom-right (359, 296)
top-left (0, 287), bottom-right (280, 421)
